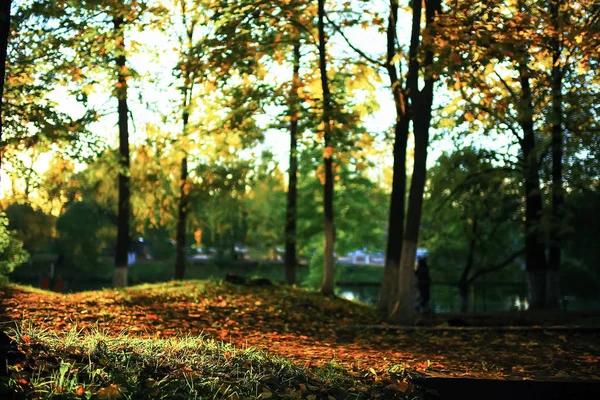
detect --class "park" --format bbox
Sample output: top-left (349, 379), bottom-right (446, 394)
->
top-left (1, 0), bottom-right (599, 399)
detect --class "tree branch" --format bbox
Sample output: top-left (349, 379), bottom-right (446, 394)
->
top-left (468, 247), bottom-right (525, 284)
top-left (325, 14), bottom-right (385, 69)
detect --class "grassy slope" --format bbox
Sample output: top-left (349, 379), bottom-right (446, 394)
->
top-left (1, 281), bottom-right (600, 399)
top-left (0, 282), bottom-right (414, 399)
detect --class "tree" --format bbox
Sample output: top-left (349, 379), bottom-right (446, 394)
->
top-left (285, 41), bottom-right (301, 285)
top-left (379, 0), bottom-right (410, 312)
top-left (0, 0), bottom-right (11, 140)
top-left (442, 0), bottom-right (600, 308)
top-left (0, 212), bottom-right (28, 284)
top-left (112, 13), bottom-right (130, 287)
top-left (4, 203), bottom-right (54, 254)
top-left (422, 148), bottom-right (523, 312)
top-left (389, 0), bottom-right (442, 323)
top-left (173, 0), bottom-right (199, 280)
top-left (318, 0), bottom-right (335, 296)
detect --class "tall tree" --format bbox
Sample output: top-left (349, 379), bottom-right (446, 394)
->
top-left (317, 0), bottom-right (335, 295)
top-left (112, 14), bottom-right (130, 287)
top-left (0, 0), bottom-right (11, 140)
top-left (380, 0), bottom-right (410, 311)
top-left (174, 0), bottom-right (197, 280)
top-left (547, 0), bottom-right (564, 308)
top-left (389, 0), bottom-right (441, 322)
top-left (285, 41), bottom-right (301, 285)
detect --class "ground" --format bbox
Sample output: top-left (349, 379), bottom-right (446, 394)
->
top-left (1, 281), bottom-right (599, 399)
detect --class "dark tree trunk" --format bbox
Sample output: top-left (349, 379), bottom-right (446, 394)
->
top-left (518, 64), bottom-right (547, 309)
top-left (390, 0), bottom-right (440, 323)
top-left (285, 41), bottom-right (301, 285)
top-left (318, 0), bottom-right (335, 295)
top-left (113, 17), bottom-right (130, 287)
top-left (0, 0), bottom-right (11, 141)
top-left (459, 220), bottom-right (478, 313)
top-left (547, 0), bottom-right (563, 308)
top-left (380, 0), bottom-right (410, 311)
top-left (174, 153), bottom-right (188, 280)
top-left (174, 83), bottom-right (191, 280)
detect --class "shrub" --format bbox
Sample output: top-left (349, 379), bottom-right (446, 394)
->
top-left (56, 201), bottom-right (115, 271)
top-left (302, 249), bottom-right (341, 290)
top-left (0, 213), bottom-right (29, 284)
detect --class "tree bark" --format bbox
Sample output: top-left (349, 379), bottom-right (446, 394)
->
top-left (380, 0), bottom-right (410, 311)
top-left (174, 153), bottom-right (188, 280)
top-left (0, 0), bottom-right (11, 142)
top-left (113, 16), bottom-right (130, 288)
top-left (518, 63), bottom-right (547, 309)
top-left (459, 219), bottom-right (478, 313)
top-left (318, 0), bottom-right (335, 296)
top-left (389, 0), bottom-right (440, 323)
top-left (547, 0), bottom-right (563, 309)
top-left (285, 41), bottom-right (301, 285)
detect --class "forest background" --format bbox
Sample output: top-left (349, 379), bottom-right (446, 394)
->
top-left (0, 0), bottom-right (599, 321)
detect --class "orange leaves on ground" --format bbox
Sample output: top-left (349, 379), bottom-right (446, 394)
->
top-left (97, 384), bottom-right (122, 399)
top-left (2, 283), bottom-right (600, 382)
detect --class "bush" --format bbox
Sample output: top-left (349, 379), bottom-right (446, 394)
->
top-left (303, 249), bottom-right (341, 290)
top-left (56, 201), bottom-right (115, 271)
top-left (4, 203), bottom-right (54, 253)
top-left (0, 213), bottom-right (29, 284)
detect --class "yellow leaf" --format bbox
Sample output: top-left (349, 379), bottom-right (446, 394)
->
top-left (387, 381), bottom-right (410, 392)
top-left (323, 146), bottom-right (334, 159)
top-left (97, 384), bottom-right (121, 399)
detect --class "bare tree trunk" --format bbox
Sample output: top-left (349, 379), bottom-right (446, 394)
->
top-left (547, 0), bottom-right (563, 309)
top-left (518, 64), bottom-right (547, 309)
top-left (174, 153), bottom-right (188, 280)
top-left (318, 0), bottom-right (335, 295)
top-left (285, 41), bottom-right (301, 285)
top-left (380, 0), bottom-right (410, 311)
top-left (0, 0), bottom-right (11, 143)
top-left (389, 0), bottom-right (440, 323)
top-left (113, 16), bottom-right (130, 288)
top-left (459, 220), bottom-right (478, 313)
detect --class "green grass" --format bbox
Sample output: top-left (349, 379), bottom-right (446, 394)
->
top-left (2, 324), bottom-right (414, 400)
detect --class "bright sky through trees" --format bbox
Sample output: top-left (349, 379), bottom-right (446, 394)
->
top-left (0, 0), bottom-right (473, 198)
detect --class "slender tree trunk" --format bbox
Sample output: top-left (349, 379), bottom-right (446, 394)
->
top-left (285, 42), bottom-right (301, 285)
top-left (174, 83), bottom-right (191, 281)
top-left (547, 0), bottom-right (563, 309)
top-left (174, 152), bottom-right (188, 280)
top-left (459, 219), bottom-right (478, 313)
top-left (518, 64), bottom-right (547, 309)
top-left (389, 0), bottom-right (440, 323)
top-left (0, 0), bottom-right (11, 142)
top-left (380, 0), bottom-right (410, 311)
top-left (318, 0), bottom-right (335, 295)
top-left (113, 17), bottom-right (130, 288)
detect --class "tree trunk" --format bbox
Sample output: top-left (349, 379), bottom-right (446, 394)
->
top-left (459, 281), bottom-right (469, 314)
top-left (547, 0), bottom-right (563, 309)
top-left (380, 0), bottom-right (410, 311)
top-left (174, 154), bottom-right (188, 280)
top-left (459, 219), bottom-right (478, 313)
top-left (113, 17), bottom-right (130, 288)
top-left (389, 0), bottom-right (440, 323)
top-left (0, 0), bottom-right (11, 141)
top-left (285, 41), bottom-right (301, 285)
top-left (518, 64), bottom-right (547, 309)
top-left (318, 0), bottom-right (335, 295)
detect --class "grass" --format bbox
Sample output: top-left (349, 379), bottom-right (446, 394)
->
top-left (3, 280), bottom-right (599, 399)
top-left (2, 325), bottom-right (414, 399)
